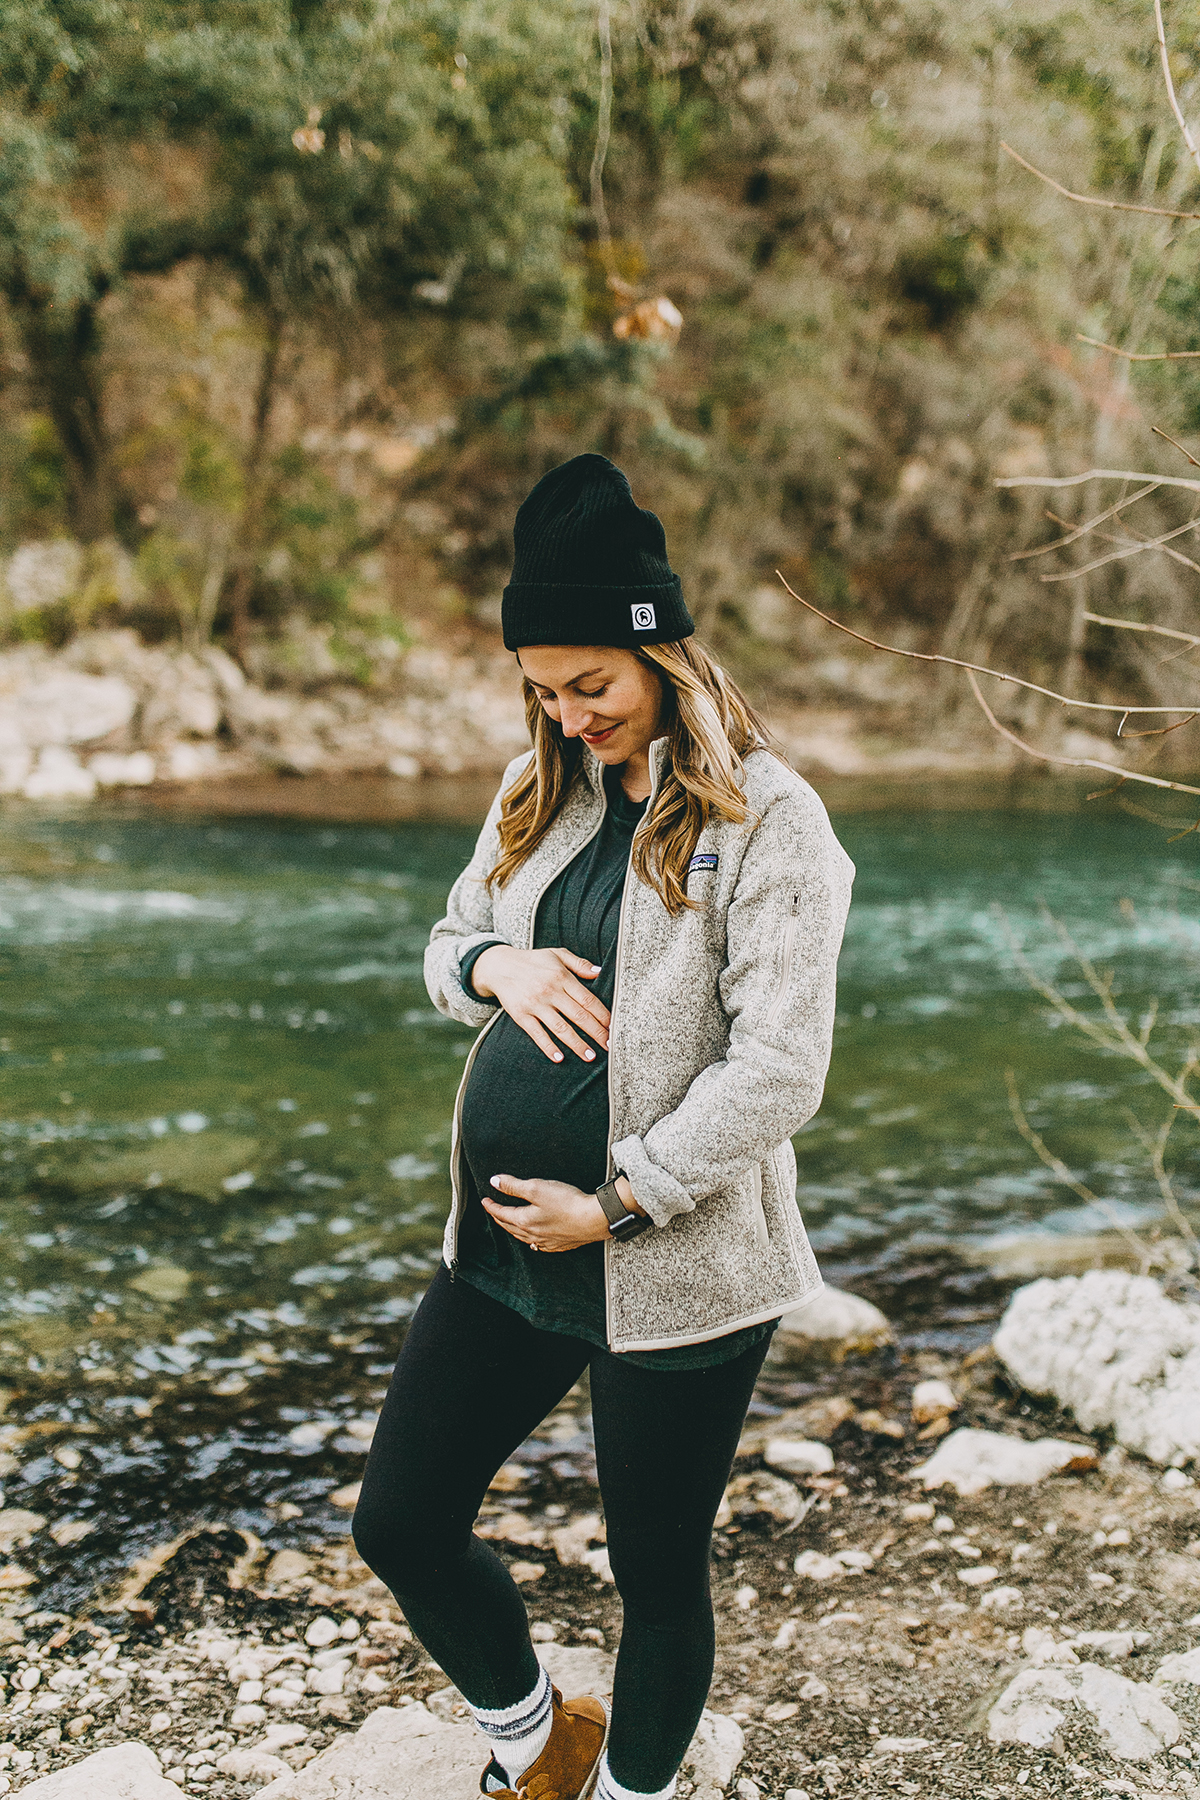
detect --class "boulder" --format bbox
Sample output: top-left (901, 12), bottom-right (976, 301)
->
top-left (0, 670), bottom-right (135, 749)
top-left (987, 1663), bottom-right (1181, 1761)
top-left (907, 1427), bottom-right (1097, 1496)
top-left (994, 1271), bottom-right (1200, 1468)
top-left (10, 1743), bottom-right (181, 1800)
top-left (767, 1288), bottom-right (893, 1365)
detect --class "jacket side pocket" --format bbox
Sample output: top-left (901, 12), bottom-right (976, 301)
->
top-left (750, 1162), bottom-right (770, 1252)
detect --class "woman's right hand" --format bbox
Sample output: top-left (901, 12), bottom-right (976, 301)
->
top-left (469, 945), bottom-right (611, 1063)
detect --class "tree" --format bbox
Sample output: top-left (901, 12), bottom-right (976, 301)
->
top-left (0, 0), bottom-right (589, 546)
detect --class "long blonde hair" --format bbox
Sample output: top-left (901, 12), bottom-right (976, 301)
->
top-left (488, 638), bottom-right (782, 914)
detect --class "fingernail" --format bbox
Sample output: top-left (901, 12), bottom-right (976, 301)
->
top-left (584, 1049), bottom-right (595, 1060)
top-left (553, 1051), bottom-right (563, 1062)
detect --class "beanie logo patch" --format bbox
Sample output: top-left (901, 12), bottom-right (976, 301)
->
top-left (631, 602), bottom-right (657, 631)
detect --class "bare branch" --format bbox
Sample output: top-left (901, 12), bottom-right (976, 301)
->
top-left (1078, 333), bottom-right (1200, 361)
top-left (964, 669), bottom-right (1200, 798)
top-left (1045, 511), bottom-right (1200, 583)
top-left (1000, 140), bottom-right (1200, 220)
top-left (1005, 1071), bottom-right (1153, 1268)
top-left (995, 908), bottom-right (1200, 1126)
top-left (1036, 509), bottom-right (1200, 581)
top-left (1007, 484), bottom-right (1160, 561)
top-left (1155, 0), bottom-right (1200, 180)
top-left (996, 468), bottom-right (1200, 495)
top-left (774, 572), bottom-right (1193, 714)
top-left (1084, 610), bottom-right (1200, 649)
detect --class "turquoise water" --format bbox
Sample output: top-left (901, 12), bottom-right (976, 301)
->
top-left (0, 784), bottom-right (1196, 1598)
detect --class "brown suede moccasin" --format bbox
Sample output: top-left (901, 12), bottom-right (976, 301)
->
top-left (480, 1687), bottom-right (609, 1800)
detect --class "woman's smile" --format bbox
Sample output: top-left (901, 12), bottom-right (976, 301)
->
top-left (581, 721), bottom-right (619, 744)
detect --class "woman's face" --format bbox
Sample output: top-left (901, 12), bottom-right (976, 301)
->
top-left (518, 645), bottom-right (664, 765)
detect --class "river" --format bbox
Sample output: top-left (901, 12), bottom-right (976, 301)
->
top-left (0, 775), bottom-right (1196, 1608)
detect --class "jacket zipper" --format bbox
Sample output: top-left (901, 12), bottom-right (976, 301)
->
top-left (603, 741), bottom-right (664, 1348)
top-left (763, 892), bottom-right (801, 1032)
top-left (446, 763), bottom-right (612, 1276)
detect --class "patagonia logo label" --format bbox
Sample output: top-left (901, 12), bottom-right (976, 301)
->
top-left (631, 602), bottom-right (657, 631)
top-left (688, 852), bottom-right (719, 872)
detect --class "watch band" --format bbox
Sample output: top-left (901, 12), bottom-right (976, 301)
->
top-left (596, 1175), bottom-right (652, 1241)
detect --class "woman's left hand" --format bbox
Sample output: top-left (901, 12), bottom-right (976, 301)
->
top-left (483, 1174), bottom-right (610, 1252)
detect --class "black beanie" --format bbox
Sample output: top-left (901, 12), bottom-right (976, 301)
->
top-left (502, 453), bottom-right (694, 651)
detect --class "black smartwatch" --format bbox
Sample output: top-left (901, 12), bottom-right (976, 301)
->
top-left (596, 1175), bottom-right (652, 1241)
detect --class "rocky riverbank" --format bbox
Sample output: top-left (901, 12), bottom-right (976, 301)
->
top-left (0, 1274), bottom-right (1197, 1798)
top-left (0, 627), bottom-right (1028, 805)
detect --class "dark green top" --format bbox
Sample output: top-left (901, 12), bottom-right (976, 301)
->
top-left (454, 764), bottom-right (776, 1370)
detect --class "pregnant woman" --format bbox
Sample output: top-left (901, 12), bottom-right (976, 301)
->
top-left (353, 455), bottom-right (854, 1800)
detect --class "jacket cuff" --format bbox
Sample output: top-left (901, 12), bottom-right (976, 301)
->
top-left (611, 1134), bottom-right (694, 1227)
top-left (458, 938), bottom-right (507, 1000)
top-left (439, 934), bottom-right (510, 1027)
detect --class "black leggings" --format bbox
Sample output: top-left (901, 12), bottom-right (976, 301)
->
top-left (352, 1267), bottom-right (770, 1793)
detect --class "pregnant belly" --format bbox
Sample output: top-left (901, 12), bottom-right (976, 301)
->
top-left (460, 1013), bottom-right (612, 1201)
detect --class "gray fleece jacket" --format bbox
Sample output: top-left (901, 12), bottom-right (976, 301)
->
top-left (424, 736), bottom-right (855, 1353)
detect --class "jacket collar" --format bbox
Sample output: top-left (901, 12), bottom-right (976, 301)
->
top-left (579, 734), bottom-right (670, 800)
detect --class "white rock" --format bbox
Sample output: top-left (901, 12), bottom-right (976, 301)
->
top-left (22, 746), bottom-right (97, 800)
top-left (231, 1705), bottom-right (268, 1729)
top-left (772, 1619), bottom-right (798, 1649)
top-left (874, 1737), bottom-right (931, 1754)
top-left (993, 1271), bottom-right (1200, 1468)
top-left (793, 1550), bottom-right (848, 1581)
top-left (1022, 1627), bottom-right (1079, 1665)
top-left (768, 1288), bottom-right (892, 1363)
top-left (680, 1711), bottom-right (745, 1800)
top-left (1075, 1631), bottom-right (1149, 1660)
top-left (765, 1439), bottom-right (834, 1477)
top-left (1154, 1648), bottom-right (1200, 1686)
top-left (907, 1427), bottom-right (1098, 1496)
top-left (1163, 1467), bottom-right (1194, 1492)
top-left (304, 1617), bottom-right (341, 1649)
top-left (536, 1643), bottom-right (616, 1697)
top-left (987, 1664), bottom-right (1181, 1760)
top-left (258, 1727), bottom-right (310, 1750)
top-left (798, 1675), bottom-right (828, 1700)
top-left (214, 1751), bottom-right (293, 1785)
top-left (237, 1681), bottom-right (264, 1704)
top-left (89, 752), bottom-right (156, 788)
top-left (979, 1586), bottom-right (1025, 1611)
top-left (7, 1742), bottom-right (182, 1800)
top-left (911, 1379), bottom-right (958, 1423)
top-left (957, 1564), bottom-right (999, 1586)
top-left (784, 1791), bottom-right (811, 1800)
top-left (735, 1781), bottom-right (760, 1800)
top-left (306, 1666), bottom-right (344, 1696)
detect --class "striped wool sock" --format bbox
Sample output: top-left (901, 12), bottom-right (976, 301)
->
top-left (594, 1754), bottom-right (677, 1800)
top-left (469, 1663), bottom-right (555, 1788)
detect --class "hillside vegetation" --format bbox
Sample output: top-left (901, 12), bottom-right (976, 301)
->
top-left (3, 0), bottom-right (1200, 757)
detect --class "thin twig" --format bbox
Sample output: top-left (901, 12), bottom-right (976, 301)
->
top-left (1000, 141), bottom-right (1200, 220)
top-left (995, 904), bottom-right (1200, 1126)
top-left (996, 467), bottom-right (1200, 495)
top-left (774, 573), bottom-right (1191, 714)
top-left (965, 670), bottom-right (1200, 800)
top-left (1077, 334), bottom-right (1200, 362)
top-left (1005, 1070), bottom-right (1152, 1270)
top-left (1036, 509), bottom-right (1200, 581)
top-left (1084, 610), bottom-right (1200, 649)
top-left (1008, 484), bottom-right (1160, 561)
top-left (1124, 1105), bottom-right (1199, 1248)
top-left (1155, 0), bottom-right (1200, 180)
top-left (1151, 425), bottom-right (1200, 469)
